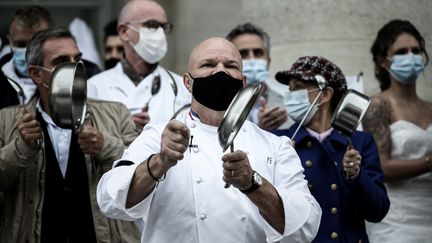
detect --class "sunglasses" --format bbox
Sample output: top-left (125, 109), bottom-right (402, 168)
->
top-left (127, 19), bottom-right (173, 34)
top-left (239, 48), bottom-right (266, 59)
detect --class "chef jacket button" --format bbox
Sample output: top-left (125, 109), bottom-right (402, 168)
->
top-left (241, 215), bottom-right (247, 221)
top-left (330, 183), bottom-right (338, 191)
top-left (331, 207), bottom-right (338, 214)
top-left (196, 177), bottom-right (203, 184)
top-left (199, 214), bottom-right (207, 220)
top-left (193, 147), bottom-right (199, 153)
top-left (306, 141), bottom-right (313, 147)
top-left (242, 127), bottom-right (247, 132)
top-left (330, 232), bottom-right (338, 239)
top-left (189, 122), bottom-right (196, 128)
top-left (305, 160), bottom-right (313, 167)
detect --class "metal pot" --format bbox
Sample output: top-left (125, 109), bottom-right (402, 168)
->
top-left (218, 82), bottom-right (265, 152)
top-left (48, 61), bottom-right (87, 130)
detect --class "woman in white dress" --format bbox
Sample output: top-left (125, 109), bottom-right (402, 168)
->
top-left (363, 19), bottom-right (432, 242)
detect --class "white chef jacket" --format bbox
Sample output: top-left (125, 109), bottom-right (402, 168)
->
top-left (97, 112), bottom-right (321, 243)
top-left (87, 63), bottom-right (191, 124)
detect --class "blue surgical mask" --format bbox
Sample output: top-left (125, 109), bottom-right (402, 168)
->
top-left (284, 89), bottom-right (319, 125)
top-left (242, 59), bottom-right (268, 85)
top-left (389, 53), bottom-right (424, 85)
top-left (12, 47), bottom-right (29, 77)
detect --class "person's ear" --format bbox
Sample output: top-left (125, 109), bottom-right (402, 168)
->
top-left (183, 73), bottom-right (193, 93)
top-left (117, 24), bottom-right (130, 42)
top-left (321, 86), bottom-right (334, 104)
top-left (28, 65), bottom-right (42, 85)
top-left (266, 56), bottom-right (271, 69)
top-left (378, 55), bottom-right (390, 70)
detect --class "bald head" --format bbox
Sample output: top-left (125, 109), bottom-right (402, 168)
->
top-left (118, 0), bottom-right (167, 24)
top-left (189, 37), bottom-right (243, 74)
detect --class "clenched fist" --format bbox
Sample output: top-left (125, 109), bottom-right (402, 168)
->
top-left (159, 120), bottom-right (189, 168)
top-left (77, 125), bottom-right (103, 156)
top-left (17, 109), bottom-right (42, 146)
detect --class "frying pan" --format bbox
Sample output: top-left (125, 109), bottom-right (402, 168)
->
top-left (331, 89), bottom-right (371, 148)
top-left (48, 61), bottom-right (87, 131)
top-left (218, 82), bottom-right (265, 188)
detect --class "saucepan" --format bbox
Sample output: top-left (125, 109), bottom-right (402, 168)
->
top-left (331, 89), bottom-right (371, 148)
top-left (48, 61), bottom-right (87, 131)
top-left (218, 82), bottom-right (265, 188)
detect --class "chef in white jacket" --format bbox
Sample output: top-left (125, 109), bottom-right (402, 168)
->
top-left (96, 37), bottom-right (321, 243)
top-left (86, 0), bottom-right (190, 131)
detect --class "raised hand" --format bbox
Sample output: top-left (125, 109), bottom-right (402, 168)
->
top-left (258, 98), bottom-right (288, 131)
top-left (159, 120), bottom-right (190, 168)
top-left (221, 150), bottom-right (253, 190)
top-left (132, 106), bottom-right (151, 132)
top-left (17, 109), bottom-right (42, 146)
top-left (343, 148), bottom-right (362, 178)
top-left (77, 125), bottom-right (103, 156)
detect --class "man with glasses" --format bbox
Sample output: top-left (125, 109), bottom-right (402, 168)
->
top-left (0, 28), bottom-right (140, 242)
top-left (87, 0), bottom-right (190, 132)
top-left (226, 23), bottom-right (288, 131)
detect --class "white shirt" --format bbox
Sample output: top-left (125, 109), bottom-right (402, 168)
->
top-left (37, 100), bottom-right (72, 178)
top-left (97, 113), bottom-right (321, 243)
top-left (2, 60), bottom-right (37, 104)
top-left (87, 63), bottom-right (191, 124)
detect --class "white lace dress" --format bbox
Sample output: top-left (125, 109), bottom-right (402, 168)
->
top-left (367, 120), bottom-right (432, 243)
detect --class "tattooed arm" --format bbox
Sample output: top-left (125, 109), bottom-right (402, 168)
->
top-left (363, 96), bottom-right (432, 181)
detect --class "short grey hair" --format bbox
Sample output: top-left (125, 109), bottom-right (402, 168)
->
top-left (26, 28), bottom-right (75, 66)
top-left (226, 22), bottom-right (271, 56)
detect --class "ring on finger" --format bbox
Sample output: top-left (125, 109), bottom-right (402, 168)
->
top-left (231, 170), bottom-right (235, 177)
top-left (349, 162), bottom-right (354, 167)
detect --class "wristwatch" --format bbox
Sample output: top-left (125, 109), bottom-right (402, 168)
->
top-left (240, 171), bottom-right (262, 194)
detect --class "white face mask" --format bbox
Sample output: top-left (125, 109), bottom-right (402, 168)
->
top-left (389, 53), bottom-right (424, 85)
top-left (242, 59), bottom-right (268, 85)
top-left (284, 89), bottom-right (320, 125)
top-left (129, 26), bottom-right (167, 64)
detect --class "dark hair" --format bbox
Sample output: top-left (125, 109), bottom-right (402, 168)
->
top-left (103, 18), bottom-right (118, 42)
top-left (226, 22), bottom-right (270, 55)
top-left (26, 28), bottom-right (75, 66)
top-left (10, 5), bottom-right (54, 31)
top-left (371, 19), bottom-right (429, 91)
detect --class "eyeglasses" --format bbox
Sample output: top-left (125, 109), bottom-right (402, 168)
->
top-left (127, 19), bottom-right (173, 34)
top-left (105, 45), bottom-right (124, 54)
top-left (239, 48), bottom-right (266, 59)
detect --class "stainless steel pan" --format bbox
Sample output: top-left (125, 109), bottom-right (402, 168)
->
top-left (48, 61), bottom-right (87, 131)
top-left (218, 82), bottom-right (265, 188)
top-left (218, 82), bottom-right (265, 152)
top-left (331, 89), bottom-right (371, 148)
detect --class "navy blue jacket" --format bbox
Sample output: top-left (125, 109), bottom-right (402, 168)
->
top-left (273, 124), bottom-right (389, 243)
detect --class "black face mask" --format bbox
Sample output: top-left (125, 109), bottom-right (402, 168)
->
top-left (105, 58), bottom-right (120, 69)
top-left (190, 71), bottom-right (243, 111)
